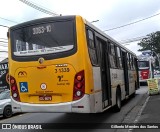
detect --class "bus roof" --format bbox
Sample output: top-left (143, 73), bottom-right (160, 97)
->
top-left (10, 15), bottom-right (76, 30)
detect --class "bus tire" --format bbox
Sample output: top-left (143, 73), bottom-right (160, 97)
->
top-left (132, 82), bottom-right (137, 97)
top-left (114, 88), bottom-right (121, 112)
top-left (3, 105), bottom-right (12, 118)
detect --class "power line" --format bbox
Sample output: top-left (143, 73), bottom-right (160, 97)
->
top-left (19, 0), bottom-right (59, 16)
top-left (104, 12), bottom-right (160, 32)
top-left (0, 45), bottom-right (8, 47)
top-left (0, 39), bottom-right (8, 47)
top-left (120, 38), bottom-right (144, 44)
top-left (0, 51), bottom-right (8, 53)
top-left (0, 17), bottom-right (18, 24)
top-left (1, 0), bottom-right (59, 28)
top-left (0, 43), bottom-right (8, 47)
top-left (121, 39), bottom-right (141, 45)
top-left (0, 41), bottom-right (8, 43)
top-left (0, 38), bottom-right (7, 40)
top-left (119, 36), bottom-right (146, 44)
top-left (0, 24), bottom-right (9, 28)
top-left (0, 44), bottom-right (8, 46)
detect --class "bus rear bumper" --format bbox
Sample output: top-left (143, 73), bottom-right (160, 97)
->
top-left (139, 79), bottom-right (147, 83)
top-left (11, 94), bottom-right (93, 113)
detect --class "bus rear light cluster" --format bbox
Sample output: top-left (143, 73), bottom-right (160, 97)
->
top-left (10, 76), bottom-right (20, 102)
top-left (73, 70), bottom-right (85, 101)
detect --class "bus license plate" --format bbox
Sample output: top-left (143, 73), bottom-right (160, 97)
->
top-left (39, 96), bottom-right (52, 101)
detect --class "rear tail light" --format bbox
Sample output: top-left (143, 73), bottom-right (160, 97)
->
top-left (10, 76), bottom-right (20, 102)
top-left (76, 82), bottom-right (82, 88)
top-left (12, 86), bottom-right (16, 91)
top-left (73, 70), bottom-right (85, 101)
top-left (76, 75), bottom-right (83, 81)
top-left (10, 79), bottom-right (15, 84)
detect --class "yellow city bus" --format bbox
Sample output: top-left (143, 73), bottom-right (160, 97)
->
top-left (8, 15), bottom-right (139, 113)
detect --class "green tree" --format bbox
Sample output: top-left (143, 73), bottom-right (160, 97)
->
top-left (138, 31), bottom-right (160, 53)
top-left (138, 31), bottom-right (160, 67)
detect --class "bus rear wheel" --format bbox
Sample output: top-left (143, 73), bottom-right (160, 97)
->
top-left (114, 89), bottom-right (121, 112)
top-left (132, 82), bottom-right (137, 97)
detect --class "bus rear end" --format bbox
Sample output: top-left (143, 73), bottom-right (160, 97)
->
top-left (9, 16), bottom-right (93, 113)
top-left (138, 60), bottom-right (152, 82)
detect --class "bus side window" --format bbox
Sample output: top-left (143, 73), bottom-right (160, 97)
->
top-left (117, 47), bottom-right (122, 69)
top-left (87, 29), bottom-right (98, 66)
top-left (131, 55), bottom-right (134, 70)
top-left (96, 38), bottom-right (103, 66)
top-left (109, 43), bottom-right (117, 68)
top-left (127, 53), bottom-right (131, 70)
top-left (129, 54), bottom-right (132, 70)
top-left (133, 57), bottom-right (136, 70)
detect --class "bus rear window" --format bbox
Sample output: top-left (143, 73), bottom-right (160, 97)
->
top-left (11, 20), bottom-right (75, 57)
top-left (138, 61), bottom-right (149, 67)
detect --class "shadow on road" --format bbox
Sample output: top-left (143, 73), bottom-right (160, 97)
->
top-left (0, 113), bottom-right (22, 120)
top-left (40, 94), bottom-right (139, 130)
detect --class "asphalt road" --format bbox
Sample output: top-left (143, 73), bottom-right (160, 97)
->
top-left (0, 86), bottom-right (149, 132)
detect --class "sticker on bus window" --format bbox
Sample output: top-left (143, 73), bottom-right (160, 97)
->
top-left (14, 45), bottom-right (74, 56)
top-left (19, 82), bottom-right (28, 92)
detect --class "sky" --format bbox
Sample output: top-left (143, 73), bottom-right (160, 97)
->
top-left (0, 0), bottom-right (160, 61)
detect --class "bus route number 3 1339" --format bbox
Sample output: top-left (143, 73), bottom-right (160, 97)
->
top-left (55, 68), bottom-right (70, 73)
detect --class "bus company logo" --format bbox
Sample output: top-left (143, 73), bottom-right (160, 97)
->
top-left (40, 83), bottom-right (47, 90)
top-left (38, 58), bottom-right (44, 64)
top-left (18, 71), bottom-right (27, 77)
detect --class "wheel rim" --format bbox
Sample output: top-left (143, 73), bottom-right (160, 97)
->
top-left (5, 108), bottom-right (12, 117)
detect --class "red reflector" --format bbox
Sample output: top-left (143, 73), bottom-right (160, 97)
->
top-left (72, 106), bottom-right (84, 108)
top-left (78, 106), bottom-right (84, 108)
top-left (37, 66), bottom-right (46, 69)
